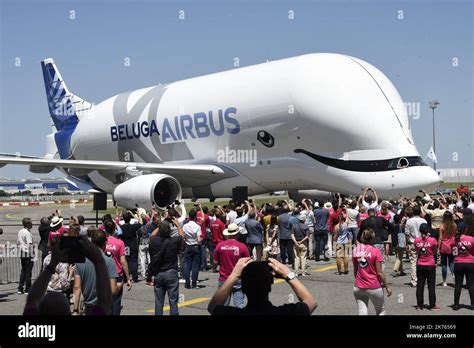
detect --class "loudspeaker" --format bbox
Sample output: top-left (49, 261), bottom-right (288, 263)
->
top-left (232, 186), bottom-right (248, 206)
top-left (93, 192), bottom-right (107, 211)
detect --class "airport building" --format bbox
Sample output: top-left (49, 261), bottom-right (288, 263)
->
top-left (0, 177), bottom-right (79, 194)
top-left (438, 168), bottom-right (474, 184)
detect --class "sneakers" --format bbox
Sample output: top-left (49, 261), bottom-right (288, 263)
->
top-left (17, 289), bottom-right (24, 295)
top-left (415, 306), bottom-right (423, 311)
top-left (191, 285), bottom-right (205, 289)
top-left (452, 304), bottom-right (460, 311)
top-left (145, 280), bottom-right (154, 286)
top-left (178, 279), bottom-right (186, 283)
top-left (430, 305), bottom-right (441, 311)
top-left (399, 272), bottom-right (407, 276)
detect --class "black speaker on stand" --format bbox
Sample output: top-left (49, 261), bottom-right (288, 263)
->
top-left (232, 186), bottom-right (248, 206)
top-left (93, 192), bottom-right (107, 227)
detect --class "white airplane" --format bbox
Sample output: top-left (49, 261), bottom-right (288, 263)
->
top-left (0, 53), bottom-right (439, 208)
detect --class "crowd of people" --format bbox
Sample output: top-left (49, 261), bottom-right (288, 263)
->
top-left (14, 186), bottom-right (474, 315)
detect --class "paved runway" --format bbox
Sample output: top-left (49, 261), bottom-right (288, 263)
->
top-left (1, 204), bottom-right (473, 315)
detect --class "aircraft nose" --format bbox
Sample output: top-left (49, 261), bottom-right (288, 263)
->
top-left (417, 166), bottom-right (440, 192)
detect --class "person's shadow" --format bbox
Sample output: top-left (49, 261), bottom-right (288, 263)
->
top-left (0, 291), bottom-right (18, 303)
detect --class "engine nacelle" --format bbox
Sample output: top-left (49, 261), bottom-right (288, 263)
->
top-left (113, 174), bottom-right (182, 209)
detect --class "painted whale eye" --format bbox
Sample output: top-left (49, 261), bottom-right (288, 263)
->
top-left (359, 258), bottom-right (368, 268)
top-left (257, 130), bottom-right (274, 148)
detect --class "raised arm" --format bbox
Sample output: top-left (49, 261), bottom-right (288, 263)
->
top-left (172, 217), bottom-right (185, 237)
top-left (23, 245), bottom-right (60, 314)
top-left (208, 257), bottom-right (253, 314)
top-left (268, 258), bottom-right (317, 313)
top-left (361, 188), bottom-right (369, 202)
top-left (77, 236), bottom-right (112, 314)
top-left (372, 188), bottom-right (379, 205)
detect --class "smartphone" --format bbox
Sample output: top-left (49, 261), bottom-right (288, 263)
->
top-left (261, 261), bottom-right (275, 283)
top-left (59, 236), bottom-right (85, 264)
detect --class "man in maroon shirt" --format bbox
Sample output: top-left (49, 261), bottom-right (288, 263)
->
top-left (196, 204), bottom-right (212, 271)
top-left (210, 211), bottom-right (226, 272)
top-left (214, 223), bottom-right (250, 308)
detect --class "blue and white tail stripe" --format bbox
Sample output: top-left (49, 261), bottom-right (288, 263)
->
top-left (41, 58), bottom-right (93, 159)
top-left (41, 58), bottom-right (79, 131)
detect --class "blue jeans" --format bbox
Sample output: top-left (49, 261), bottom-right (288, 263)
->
top-left (279, 239), bottom-right (294, 265)
top-left (154, 269), bottom-right (179, 315)
top-left (441, 253), bottom-right (455, 281)
top-left (19, 257), bottom-right (33, 292)
top-left (199, 242), bottom-right (208, 271)
top-left (314, 230), bottom-right (328, 260)
top-left (218, 280), bottom-right (245, 308)
top-left (347, 227), bottom-right (359, 243)
top-left (183, 245), bottom-right (200, 288)
top-left (126, 249), bottom-right (139, 282)
top-left (112, 276), bottom-right (124, 316)
top-left (209, 244), bottom-right (217, 271)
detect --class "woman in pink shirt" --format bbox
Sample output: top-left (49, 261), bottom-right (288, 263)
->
top-left (449, 215), bottom-right (474, 311)
top-left (439, 211), bottom-right (456, 287)
top-left (414, 223), bottom-right (440, 311)
top-left (352, 228), bottom-right (392, 315)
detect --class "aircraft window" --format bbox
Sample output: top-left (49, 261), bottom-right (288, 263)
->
top-left (397, 158), bottom-right (409, 168)
top-left (257, 130), bottom-right (275, 148)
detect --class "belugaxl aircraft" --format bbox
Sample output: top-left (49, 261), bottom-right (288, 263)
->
top-left (0, 53), bottom-right (439, 208)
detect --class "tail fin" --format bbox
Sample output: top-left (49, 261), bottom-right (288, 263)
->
top-left (41, 58), bottom-right (92, 131)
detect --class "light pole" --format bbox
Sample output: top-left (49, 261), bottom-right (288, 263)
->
top-left (429, 100), bottom-right (439, 171)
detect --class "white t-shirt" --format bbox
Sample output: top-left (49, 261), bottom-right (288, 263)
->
top-left (468, 203), bottom-right (474, 214)
top-left (183, 220), bottom-right (202, 245)
top-left (119, 218), bottom-right (138, 225)
top-left (226, 210), bottom-right (237, 225)
top-left (17, 228), bottom-right (33, 255)
top-left (405, 216), bottom-right (427, 243)
top-left (362, 200), bottom-right (378, 211)
top-left (235, 214), bottom-right (248, 235)
top-left (346, 208), bottom-right (359, 228)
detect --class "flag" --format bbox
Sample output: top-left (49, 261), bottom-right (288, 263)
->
top-left (426, 146), bottom-right (437, 163)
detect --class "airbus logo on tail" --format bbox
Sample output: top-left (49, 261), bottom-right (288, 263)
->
top-left (110, 107), bottom-right (240, 143)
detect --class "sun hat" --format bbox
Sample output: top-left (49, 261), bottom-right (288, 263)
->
top-left (324, 202), bottom-right (332, 209)
top-left (50, 216), bottom-right (64, 228)
top-left (223, 223), bottom-right (239, 236)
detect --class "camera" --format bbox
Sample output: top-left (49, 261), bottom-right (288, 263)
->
top-left (59, 236), bottom-right (85, 263)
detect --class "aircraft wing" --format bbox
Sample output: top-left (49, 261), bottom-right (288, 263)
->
top-left (0, 153), bottom-right (235, 186)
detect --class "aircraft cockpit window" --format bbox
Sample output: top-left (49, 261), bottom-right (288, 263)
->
top-left (397, 157), bottom-right (409, 169)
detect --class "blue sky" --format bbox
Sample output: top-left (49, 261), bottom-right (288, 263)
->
top-left (0, 0), bottom-right (472, 179)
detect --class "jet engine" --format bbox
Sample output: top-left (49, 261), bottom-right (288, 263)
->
top-left (113, 174), bottom-right (182, 209)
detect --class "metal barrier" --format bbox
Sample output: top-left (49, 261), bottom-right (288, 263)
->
top-left (0, 243), bottom-right (42, 284)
